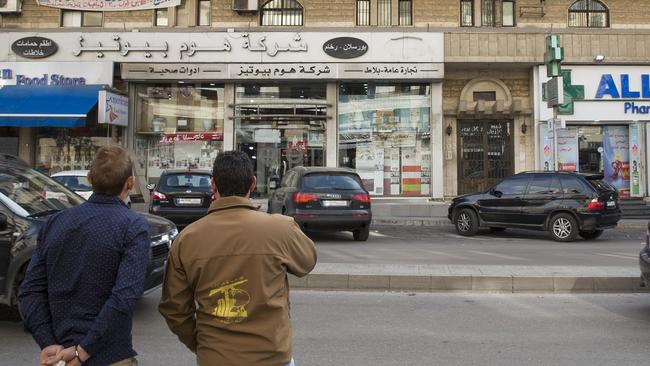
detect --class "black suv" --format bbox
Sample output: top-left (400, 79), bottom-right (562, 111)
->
top-left (147, 169), bottom-right (213, 228)
top-left (268, 167), bottom-right (372, 241)
top-left (448, 171), bottom-right (621, 242)
top-left (0, 154), bottom-right (177, 312)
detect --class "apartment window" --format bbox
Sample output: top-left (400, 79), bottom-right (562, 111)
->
top-left (398, 0), bottom-right (412, 25)
top-left (61, 10), bottom-right (103, 27)
top-left (481, 0), bottom-right (495, 26)
top-left (568, 0), bottom-right (609, 28)
top-left (155, 8), bottom-right (169, 26)
top-left (357, 0), bottom-right (370, 26)
top-left (378, 0), bottom-right (391, 26)
top-left (198, 0), bottom-right (211, 26)
top-left (502, 0), bottom-right (515, 26)
top-left (460, 0), bottom-right (474, 26)
top-left (261, 0), bottom-right (304, 26)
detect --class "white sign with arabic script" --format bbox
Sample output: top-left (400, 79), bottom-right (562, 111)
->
top-left (98, 90), bottom-right (128, 126)
top-left (37, 0), bottom-right (181, 11)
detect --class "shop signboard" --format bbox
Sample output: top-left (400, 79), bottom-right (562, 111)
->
top-left (11, 37), bottom-right (58, 59)
top-left (603, 126), bottom-right (630, 198)
top-left (37, 0), bottom-right (181, 11)
top-left (98, 90), bottom-right (128, 127)
top-left (159, 131), bottom-right (224, 145)
top-left (323, 37), bottom-right (369, 59)
top-left (0, 61), bottom-right (113, 87)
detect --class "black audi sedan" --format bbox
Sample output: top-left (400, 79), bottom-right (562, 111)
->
top-left (147, 169), bottom-right (213, 228)
top-left (448, 171), bottom-right (621, 242)
top-left (0, 154), bottom-right (177, 313)
top-left (267, 167), bottom-right (372, 241)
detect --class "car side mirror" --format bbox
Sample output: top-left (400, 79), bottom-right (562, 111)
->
top-left (492, 190), bottom-right (503, 198)
top-left (0, 213), bottom-right (7, 231)
top-left (146, 183), bottom-right (155, 192)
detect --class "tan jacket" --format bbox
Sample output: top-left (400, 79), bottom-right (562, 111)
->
top-left (159, 196), bottom-right (317, 366)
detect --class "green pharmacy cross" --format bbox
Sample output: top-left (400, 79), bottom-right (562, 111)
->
top-left (542, 69), bottom-right (585, 115)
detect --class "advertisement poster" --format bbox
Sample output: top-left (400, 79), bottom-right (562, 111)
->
top-left (629, 124), bottom-right (641, 197)
top-left (37, 0), bottom-right (181, 11)
top-left (384, 148), bottom-right (400, 195)
top-left (356, 144), bottom-right (384, 195)
top-left (541, 125), bottom-right (553, 171)
top-left (401, 148), bottom-right (421, 196)
top-left (557, 127), bottom-right (578, 172)
top-left (603, 126), bottom-right (630, 198)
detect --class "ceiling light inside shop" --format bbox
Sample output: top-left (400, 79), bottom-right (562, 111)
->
top-left (249, 146), bottom-right (254, 150)
top-left (252, 156), bottom-right (257, 159)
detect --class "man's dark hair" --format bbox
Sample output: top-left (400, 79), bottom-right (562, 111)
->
top-left (88, 146), bottom-right (133, 196)
top-left (212, 151), bottom-right (254, 197)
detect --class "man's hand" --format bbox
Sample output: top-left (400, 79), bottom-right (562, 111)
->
top-left (39, 345), bottom-right (63, 366)
top-left (55, 345), bottom-right (89, 366)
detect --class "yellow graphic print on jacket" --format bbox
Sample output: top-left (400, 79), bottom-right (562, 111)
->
top-left (209, 277), bottom-right (250, 324)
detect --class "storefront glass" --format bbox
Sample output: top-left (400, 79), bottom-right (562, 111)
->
top-left (338, 82), bottom-right (431, 196)
top-left (234, 83), bottom-right (327, 197)
top-left (542, 124), bottom-right (632, 198)
top-left (0, 127), bottom-right (19, 156)
top-left (135, 83), bottom-right (224, 182)
top-left (35, 113), bottom-right (123, 175)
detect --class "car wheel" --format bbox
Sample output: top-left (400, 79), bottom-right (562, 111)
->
top-left (489, 227), bottom-right (506, 232)
top-left (579, 230), bottom-right (604, 240)
top-left (549, 213), bottom-right (578, 242)
top-left (353, 226), bottom-right (370, 241)
top-left (455, 208), bottom-right (479, 236)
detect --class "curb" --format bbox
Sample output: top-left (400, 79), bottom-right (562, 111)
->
top-left (371, 218), bottom-right (648, 229)
top-left (289, 273), bottom-right (649, 294)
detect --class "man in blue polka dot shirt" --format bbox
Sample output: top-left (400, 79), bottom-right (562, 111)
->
top-left (19, 146), bottom-right (150, 366)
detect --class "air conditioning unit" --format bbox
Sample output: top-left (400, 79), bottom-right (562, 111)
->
top-left (232, 0), bottom-right (258, 12)
top-left (0, 0), bottom-right (22, 13)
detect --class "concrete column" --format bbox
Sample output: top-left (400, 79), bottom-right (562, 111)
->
top-left (326, 82), bottom-right (338, 167)
top-left (431, 82), bottom-right (444, 199)
top-left (223, 83), bottom-right (235, 151)
top-left (18, 127), bottom-right (34, 165)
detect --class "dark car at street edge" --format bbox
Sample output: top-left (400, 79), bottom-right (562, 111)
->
top-left (448, 171), bottom-right (621, 242)
top-left (0, 154), bottom-right (177, 312)
top-left (267, 167), bottom-right (372, 241)
top-left (147, 169), bottom-right (213, 228)
top-left (640, 223), bottom-right (650, 288)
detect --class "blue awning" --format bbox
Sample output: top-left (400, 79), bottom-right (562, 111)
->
top-left (0, 85), bottom-right (104, 127)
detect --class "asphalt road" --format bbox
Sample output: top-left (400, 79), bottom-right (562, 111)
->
top-left (1, 290), bottom-right (649, 366)
top-left (309, 225), bottom-right (646, 267)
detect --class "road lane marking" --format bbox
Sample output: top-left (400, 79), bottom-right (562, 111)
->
top-left (596, 252), bottom-right (638, 260)
top-left (465, 250), bottom-right (526, 261)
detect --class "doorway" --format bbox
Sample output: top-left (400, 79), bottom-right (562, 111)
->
top-left (457, 119), bottom-right (514, 195)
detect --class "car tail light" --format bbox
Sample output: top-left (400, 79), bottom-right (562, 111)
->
top-left (352, 193), bottom-right (371, 204)
top-left (294, 193), bottom-right (318, 204)
top-left (587, 198), bottom-right (605, 212)
top-left (646, 228), bottom-right (649, 250)
top-left (152, 191), bottom-right (167, 202)
top-left (353, 213), bottom-right (370, 218)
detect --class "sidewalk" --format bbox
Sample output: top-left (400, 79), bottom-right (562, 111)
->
top-left (289, 263), bottom-right (649, 294)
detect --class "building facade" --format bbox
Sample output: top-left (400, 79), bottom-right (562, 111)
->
top-left (2, 0), bottom-right (650, 200)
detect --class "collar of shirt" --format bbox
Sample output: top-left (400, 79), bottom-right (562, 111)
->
top-left (208, 196), bottom-right (260, 214)
top-left (88, 193), bottom-right (128, 207)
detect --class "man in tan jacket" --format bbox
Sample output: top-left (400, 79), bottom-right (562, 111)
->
top-left (159, 151), bottom-right (317, 366)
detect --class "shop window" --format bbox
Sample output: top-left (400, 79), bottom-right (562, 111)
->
top-left (135, 83), bottom-right (225, 181)
top-left (568, 0), bottom-right (608, 28)
top-left (234, 83), bottom-right (327, 198)
top-left (155, 8), bottom-right (169, 27)
top-left (198, 0), bottom-right (211, 26)
top-left (61, 10), bottom-right (103, 27)
top-left (398, 0), bottom-right (412, 26)
top-left (378, 0), bottom-right (391, 26)
top-left (502, 0), bottom-right (515, 26)
top-left (460, 0), bottom-right (474, 27)
top-left (481, 0), bottom-right (495, 26)
top-left (0, 127), bottom-right (19, 156)
top-left (338, 82), bottom-right (431, 197)
top-left (357, 0), bottom-right (371, 26)
top-left (261, 0), bottom-right (304, 26)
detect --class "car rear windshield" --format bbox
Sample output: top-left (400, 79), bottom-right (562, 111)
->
top-left (160, 173), bottom-right (212, 191)
top-left (587, 178), bottom-right (616, 192)
top-left (52, 175), bottom-right (92, 191)
top-left (302, 174), bottom-right (363, 191)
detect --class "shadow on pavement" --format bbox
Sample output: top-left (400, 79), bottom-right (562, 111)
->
top-left (0, 305), bottom-right (22, 322)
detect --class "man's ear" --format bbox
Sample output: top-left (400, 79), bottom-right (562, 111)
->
top-left (211, 177), bottom-right (218, 194)
top-left (126, 176), bottom-right (135, 190)
top-left (248, 176), bottom-right (257, 196)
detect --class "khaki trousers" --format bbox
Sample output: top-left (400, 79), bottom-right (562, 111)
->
top-left (109, 358), bottom-right (138, 366)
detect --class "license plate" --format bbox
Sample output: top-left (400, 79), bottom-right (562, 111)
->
top-left (176, 198), bottom-right (202, 205)
top-left (322, 200), bottom-right (348, 207)
top-left (607, 200), bottom-right (616, 207)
